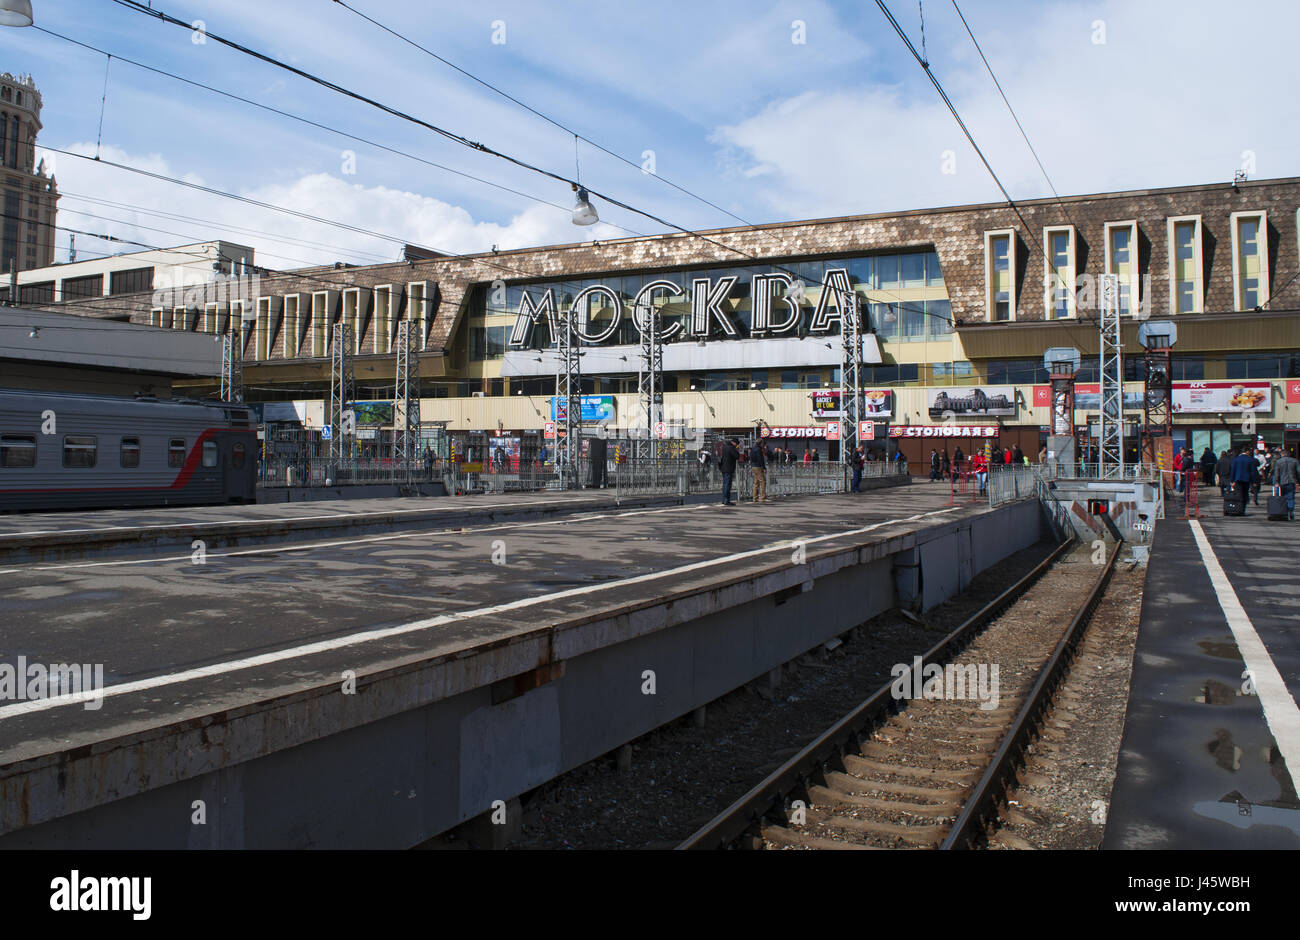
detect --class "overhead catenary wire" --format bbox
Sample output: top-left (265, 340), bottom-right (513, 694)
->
top-left (32, 26), bottom-right (647, 242)
top-left (100, 1), bottom-right (952, 334)
top-left (329, 0), bottom-right (755, 228)
top-left (876, 0), bottom-right (1109, 371)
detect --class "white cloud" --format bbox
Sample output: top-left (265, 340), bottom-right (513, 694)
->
top-left (41, 143), bottom-right (624, 271)
top-left (711, 0), bottom-right (1300, 219)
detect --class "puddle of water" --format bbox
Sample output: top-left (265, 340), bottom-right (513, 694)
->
top-left (1197, 639), bottom-right (1242, 660)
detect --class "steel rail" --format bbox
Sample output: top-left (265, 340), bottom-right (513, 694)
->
top-left (940, 537), bottom-right (1121, 849)
top-left (676, 531), bottom-right (1079, 850)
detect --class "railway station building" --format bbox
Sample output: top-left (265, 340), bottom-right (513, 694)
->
top-left (41, 174), bottom-right (1300, 470)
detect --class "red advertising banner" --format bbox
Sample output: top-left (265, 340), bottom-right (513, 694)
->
top-left (1032, 385), bottom-right (1051, 407)
top-left (1288, 380), bottom-right (1300, 404)
top-left (888, 426), bottom-right (999, 438)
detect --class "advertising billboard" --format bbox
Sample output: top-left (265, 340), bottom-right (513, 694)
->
top-left (1172, 381), bottom-right (1271, 413)
top-left (550, 395), bottom-right (616, 423)
top-left (811, 389), bottom-right (894, 418)
top-left (927, 387), bottom-right (1015, 418)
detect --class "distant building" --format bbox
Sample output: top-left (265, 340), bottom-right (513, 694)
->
top-left (0, 72), bottom-right (58, 275)
top-left (2, 240), bottom-right (257, 310)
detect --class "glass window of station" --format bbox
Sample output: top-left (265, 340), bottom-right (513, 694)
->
top-left (468, 250), bottom-right (949, 361)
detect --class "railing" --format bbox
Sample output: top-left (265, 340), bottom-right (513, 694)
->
top-left (986, 466), bottom-right (1039, 508)
top-left (1043, 461), bottom-right (1161, 482)
top-left (1035, 473), bottom-right (1074, 539)
top-left (259, 456), bottom-right (431, 487)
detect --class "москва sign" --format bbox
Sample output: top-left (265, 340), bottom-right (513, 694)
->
top-left (508, 267), bottom-right (864, 348)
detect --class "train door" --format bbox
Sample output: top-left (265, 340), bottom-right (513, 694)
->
top-left (226, 436), bottom-right (256, 502)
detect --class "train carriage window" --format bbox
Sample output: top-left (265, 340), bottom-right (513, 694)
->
top-left (168, 438), bottom-right (186, 468)
top-left (62, 435), bottom-right (97, 469)
top-left (232, 442), bottom-right (246, 468)
top-left (0, 434), bottom-right (36, 468)
top-left (202, 441), bottom-right (218, 468)
top-left (120, 437), bottom-right (141, 468)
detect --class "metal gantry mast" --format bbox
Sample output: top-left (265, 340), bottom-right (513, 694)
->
top-left (392, 319), bottom-right (421, 483)
top-left (839, 292), bottom-right (863, 491)
top-left (636, 291), bottom-right (664, 461)
top-left (220, 328), bottom-right (243, 403)
top-left (328, 322), bottom-right (356, 464)
top-left (1098, 273), bottom-right (1125, 478)
top-left (557, 299), bottom-right (582, 489)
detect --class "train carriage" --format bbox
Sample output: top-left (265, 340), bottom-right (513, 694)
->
top-left (0, 388), bottom-right (258, 512)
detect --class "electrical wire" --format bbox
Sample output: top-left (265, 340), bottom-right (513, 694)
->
top-left (329, 0), bottom-right (754, 227)
top-left (32, 25), bottom-right (647, 241)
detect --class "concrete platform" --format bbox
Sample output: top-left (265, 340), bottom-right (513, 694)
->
top-left (1106, 510), bottom-right (1300, 849)
top-left (0, 490), bottom-right (687, 566)
top-left (0, 484), bottom-right (1043, 847)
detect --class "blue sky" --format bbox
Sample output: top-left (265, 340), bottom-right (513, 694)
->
top-left (0, 0), bottom-right (1297, 269)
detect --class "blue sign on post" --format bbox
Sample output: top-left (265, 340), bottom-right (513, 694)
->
top-left (321, 425), bottom-right (333, 440)
top-left (550, 395), bottom-right (616, 423)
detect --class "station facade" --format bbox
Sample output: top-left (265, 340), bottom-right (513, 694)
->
top-left (49, 175), bottom-right (1300, 470)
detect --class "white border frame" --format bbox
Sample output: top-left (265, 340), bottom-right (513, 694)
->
top-left (1103, 219), bottom-right (1140, 317)
top-left (1230, 209), bottom-right (1269, 310)
top-left (984, 228), bottom-right (1017, 322)
top-left (1042, 224), bottom-right (1076, 319)
top-left (1166, 215), bottom-right (1204, 314)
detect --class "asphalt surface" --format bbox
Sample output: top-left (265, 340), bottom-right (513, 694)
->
top-left (1106, 508), bottom-right (1300, 848)
top-left (0, 484), bottom-right (973, 765)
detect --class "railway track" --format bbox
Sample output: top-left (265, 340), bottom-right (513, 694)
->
top-left (677, 534), bottom-right (1120, 850)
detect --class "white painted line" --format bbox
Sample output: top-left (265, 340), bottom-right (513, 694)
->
top-left (0, 507), bottom-right (960, 718)
top-left (1189, 519), bottom-right (1300, 787)
top-left (0, 501), bottom-right (709, 574)
top-left (0, 494), bottom-right (608, 539)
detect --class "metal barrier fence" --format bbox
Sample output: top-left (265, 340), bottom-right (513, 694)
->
top-left (986, 466), bottom-right (1040, 508)
top-left (259, 456), bottom-right (428, 487)
top-left (1043, 462), bottom-right (1162, 482)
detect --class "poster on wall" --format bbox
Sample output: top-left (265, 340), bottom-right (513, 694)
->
top-left (487, 436), bottom-right (520, 471)
top-left (1072, 385), bottom-right (1143, 410)
top-left (811, 389), bottom-right (894, 418)
top-left (550, 395), bottom-right (616, 423)
top-left (1172, 381), bottom-right (1272, 413)
top-left (353, 401), bottom-right (395, 426)
top-left (927, 387), bottom-right (1015, 418)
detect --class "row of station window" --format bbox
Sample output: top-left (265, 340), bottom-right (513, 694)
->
top-left (0, 435), bottom-right (247, 470)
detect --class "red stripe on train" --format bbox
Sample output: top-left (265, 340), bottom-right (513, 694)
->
top-left (0, 427), bottom-right (256, 493)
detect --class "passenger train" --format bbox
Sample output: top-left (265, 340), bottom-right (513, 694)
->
top-left (0, 388), bottom-right (258, 512)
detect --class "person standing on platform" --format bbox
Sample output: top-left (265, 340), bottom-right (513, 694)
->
top-left (1230, 446), bottom-right (1257, 513)
top-left (941, 450), bottom-right (951, 480)
top-left (953, 446), bottom-right (965, 479)
top-left (749, 438), bottom-right (768, 502)
top-left (719, 438), bottom-right (739, 506)
top-left (1200, 447), bottom-right (1216, 487)
top-left (851, 444), bottom-right (864, 493)
top-left (971, 450), bottom-right (988, 494)
top-left (1269, 447), bottom-right (1299, 521)
top-left (1014, 444), bottom-right (1025, 466)
top-left (930, 448), bottom-right (940, 482)
top-left (1216, 450), bottom-right (1233, 497)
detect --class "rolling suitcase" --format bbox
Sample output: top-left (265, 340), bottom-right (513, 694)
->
top-left (1268, 485), bottom-right (1289, 521)
top-left (1223, 494), bottom-right (1246, 517)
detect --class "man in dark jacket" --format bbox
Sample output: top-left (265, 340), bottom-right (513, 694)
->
top-left (719, 438), bottom-right (740, 506)
top-left (1200, 447), bottom-right (1216, 487)
top-left (1216, 450), bottom-right (1233, 497)
top-left (851, 444), bottom-right (865, 492)
top-left (929, 449), bottom-right (940, 482)
top-left (1230, 446), bottom-right (1257, 512)
top-left (749, 439), bottom-right (768, 502)
top-left (1268, 447), bottom-right (1300, 520)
